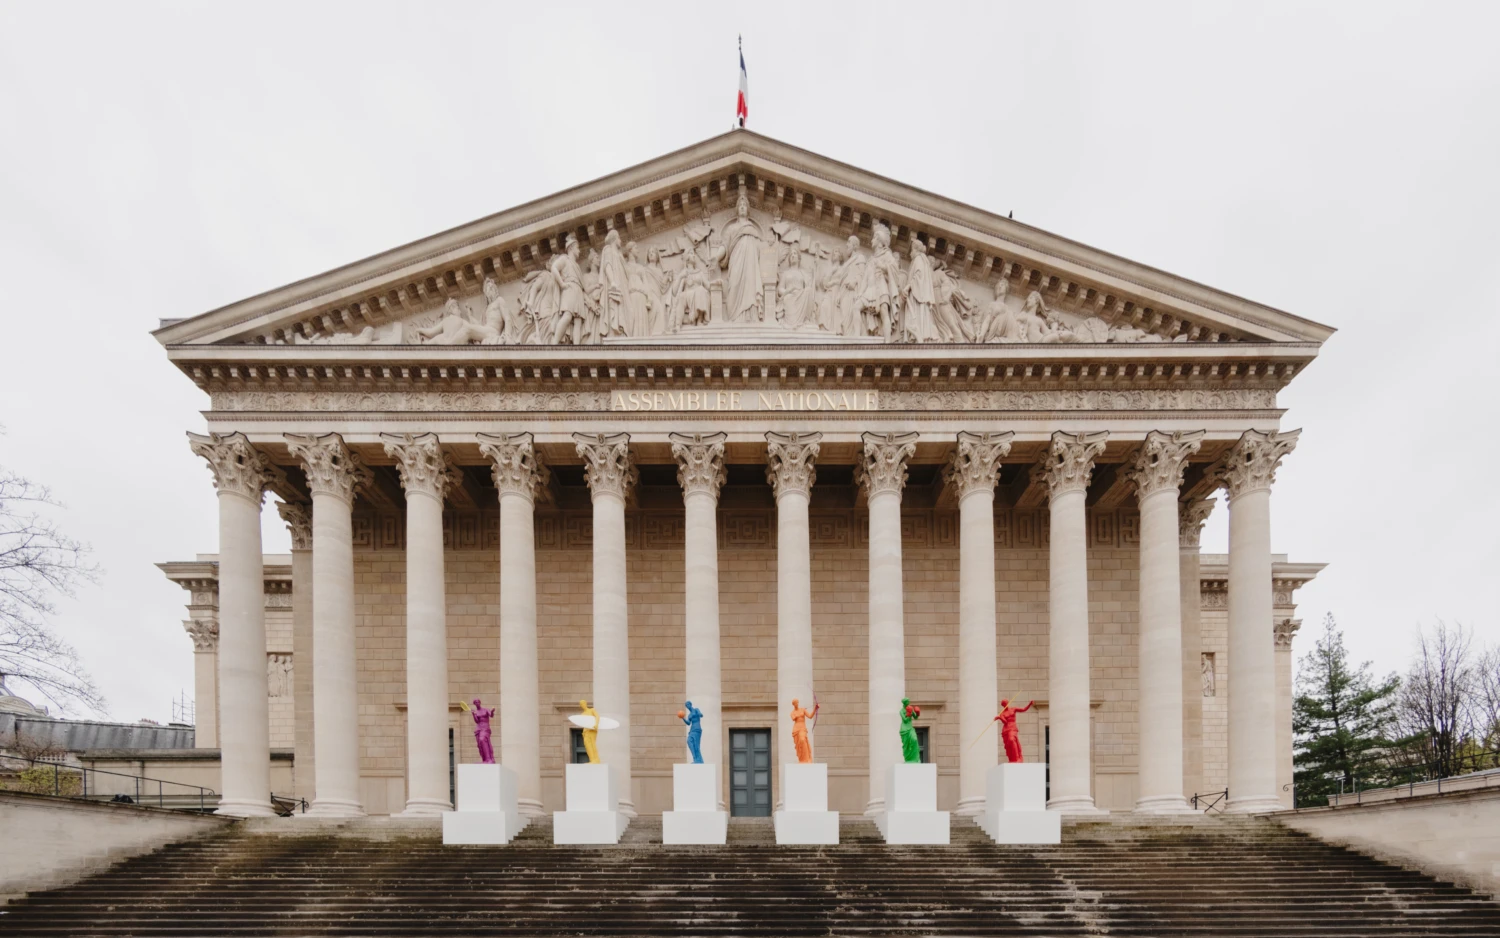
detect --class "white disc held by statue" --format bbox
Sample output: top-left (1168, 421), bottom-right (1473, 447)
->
top-left (568, 714), bottom-right (620, 730)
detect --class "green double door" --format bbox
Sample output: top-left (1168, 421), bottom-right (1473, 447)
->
top-left (729, 728), bottom-right (772, 817)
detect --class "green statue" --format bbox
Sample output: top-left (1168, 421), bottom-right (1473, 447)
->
top-left (900, 697), bottom-right (922, 763)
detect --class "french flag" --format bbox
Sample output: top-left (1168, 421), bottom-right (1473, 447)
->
top-left (736, 38), bottom-right (748, 128)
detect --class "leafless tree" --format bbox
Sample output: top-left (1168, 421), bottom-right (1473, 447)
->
top-left (1477, 645), bottom-right (1500, 764)
top-left (0, 463), bottom-right (105, 714)
top-left (1393, 620), bottom-right (1477, 779)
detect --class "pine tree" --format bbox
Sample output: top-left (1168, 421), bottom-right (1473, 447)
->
top-left (1292, 614), bottom-right (1400, 806)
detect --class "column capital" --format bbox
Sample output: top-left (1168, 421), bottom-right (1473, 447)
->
top-left (1128, 430), bottom-right (1205, 500)
top-left (1036, 430), bottom-right (1108, 500)
top-left (573, 432), bottom-right (636, 502)
top-left (944, 430), bottom-right (1014, 501)
top-left (183, 618), bottom-right (219, 653)
top-left (1274, 618), bottom-right (1302, 649)
top-left (1213, 429), bottom-right (1301, 500)
top-left (670, 431), bottom-right (727, 500)
top-left (857, 431), bottom-right (919, 499)
top-left (1179, 497), bottom-right (1215, 548)
top-left (188, 431), bottom-right (275, 503)
top-left (381, 432), bottom-right (458, 501)
top-left (276, 501), bottom-right (313, 550)
top-left (478, 432), bottom-right (549, 502)
top-left (765, 431), bottom-right (821, 500)
top-left (286, 433), bottom-right (372, 505)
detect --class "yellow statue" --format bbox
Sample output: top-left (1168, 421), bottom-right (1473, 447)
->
top-left (578, 699), bottom-right (601, 764)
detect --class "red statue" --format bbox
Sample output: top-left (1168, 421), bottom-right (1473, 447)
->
top-left (993, 698), bottom-right (1034, 763)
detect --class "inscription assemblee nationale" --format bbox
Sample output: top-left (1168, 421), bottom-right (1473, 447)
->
top-left (609, 389), bottom-right (879, 412)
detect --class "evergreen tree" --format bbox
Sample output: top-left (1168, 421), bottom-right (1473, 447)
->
top-left (1292, 614), bottom-right (1400, 806)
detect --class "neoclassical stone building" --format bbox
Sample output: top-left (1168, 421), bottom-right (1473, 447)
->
top-left (156, 131), bottom-right (1328, 820)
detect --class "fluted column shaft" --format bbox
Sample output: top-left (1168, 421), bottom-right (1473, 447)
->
top-left (673, 433), bottom-right (726, 782)
top-left (289, 433), bottom-right (368, 817)
top-left (381, 433), bottom-right (455, 816)
top-left (576, 433), bottom-right (637, 816)
top-left (480, 433), bottom-right (548, 817)
top-left (1179, 499), bottom-right (1213, 803)
top-left (949, 432), bottom-right (1012, 817)
top-left (767, 432), bottom-right (820, 783)
top-left (189, 432), bottom-right (274, 817)
top-left (183, 620), bottom-right (219, 749)
top-left (278, 501), bottom-right (315, 801)
top-left (1042, 431), bottom-right (1108, 815)
top-left (860, 431), bottom-right (917, 817)
top-left (1220, 429), bottom-right (1299, 814)
top-left (1130, 431), bottom-right (1203, 814)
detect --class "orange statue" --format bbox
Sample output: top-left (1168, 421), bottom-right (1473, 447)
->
top-left (994, 698), bottom-right (1034, 763)
top-left (789, 697), bottom-right (820, 764)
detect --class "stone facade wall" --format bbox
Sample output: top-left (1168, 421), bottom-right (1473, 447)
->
top-left (265, 605), bottom-right (295, 752)
top-left (339, 506), bottom-right (1148, 815)
top-left (1200, 606), bottom-right (1229, 798)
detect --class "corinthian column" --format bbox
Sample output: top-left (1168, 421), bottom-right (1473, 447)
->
top-left (671, 432), bottom-right (727, 781)
top-left (575, 432), bottom-right (638, 816)
top-left (859, 431), bottom-right (918, 816)
top-left (183, 619), bottom-right (219, 749)
top-left (380, 433), bottom-right (456, 816)
top-left (1040, 430), bottom-right (1108, 815)
top-left (188, 431), bottom-right (275, 817)
top-left (945, 431), bottom-right (1013, 817)
top-left (1179, 497), bottom-right (1213, 803)
top-left (287, 433), bottom-right (370, 817)
top-left (478, 432), bottom-right (548, 817)
top-left (1127, 430), bottom-right (1204, 814)
top-left (277, 501), bottom-right (315, 801)
top-left (766, 432), bottom-right (820, 788)
top-left (1216, 428), bottom-right (1299, 814)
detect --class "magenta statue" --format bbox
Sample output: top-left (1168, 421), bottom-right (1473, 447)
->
top-left (470, 698), bottom-right (496, 764)
top-left (994, 699), bottom-right (1034, 763)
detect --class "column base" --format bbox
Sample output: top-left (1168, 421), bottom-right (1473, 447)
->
top-left (214, 799), bottom-right (277, 818)
top-left (953, 795), bottom-right (986, 818)
top-left (862, 798), bottom-right (886, 818)
top-left (1046, 796), bottom-right (1108, 816)
top-left (303, 798), bottom-right (366, 818)
top-left (617, 799), bottom-right (639, 819)
top-left (1224, 795), bottom-right (1284, 815)
top-left (395, 798), bottom-right (452, 817)
top-left (518, 798), bottom-right (546, 818)
top-left (1134, 794), bottom-right (1194, 815)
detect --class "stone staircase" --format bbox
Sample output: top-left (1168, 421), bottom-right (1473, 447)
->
top-left (4, 814), bottom-right (1499, 935)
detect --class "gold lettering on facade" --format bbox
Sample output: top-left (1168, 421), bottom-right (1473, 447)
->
top-left (610, 388), bottom-right (878, 412)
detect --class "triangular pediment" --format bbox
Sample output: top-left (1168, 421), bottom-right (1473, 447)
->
top-left (154, 131), bottom-right (1333, 349)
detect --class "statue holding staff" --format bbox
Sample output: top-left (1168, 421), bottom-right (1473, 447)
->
top-left (459, 698), bottom-right (496, 764)
top-left (789, 697), bottom-right (819, 764)
top-left (994, 698), bottom-right (1035, 763)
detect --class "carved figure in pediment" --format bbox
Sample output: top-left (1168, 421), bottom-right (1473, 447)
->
top-left (597, 230), bottom-right (630, 339)
top-left (483, 277), bottom-right (525, 345)
top-left (520, 263), bottom-right (561, 343)
top-left (858, 223), bottom-right (902, 339)
top-left (930, 260), bottom-right (974, 342)
top-left (901, 239), bottom-right (940, 343)
top-left (580, 247), bottom-right (605, 343)
top-left (719, 193), bottom-right (766, 323)
top-left (416, 297), bottom-right (502, 345)
top-left (822, 235), bottom-right (867, 336)
top-left (776, 249), bottom-right (816, 329)
top-left (1024, 290), bottom-right (1070, 343)
top-left (545, 235), bottom-right (594, 345)
top-left (768, 205), bottom-right (805, 266)
top-left (624, 242), bottom-right (669, 337)
top-left (683, 206), bottom-right (718, 265)
top-left (671, 250), bottom-right (713, 328)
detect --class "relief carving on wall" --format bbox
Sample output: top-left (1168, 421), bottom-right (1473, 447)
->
top-left (279, 199), bottom-right (1194, 348)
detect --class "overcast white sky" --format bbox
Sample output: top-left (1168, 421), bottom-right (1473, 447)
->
top-left (1, 2), bottom-right (1496, 722)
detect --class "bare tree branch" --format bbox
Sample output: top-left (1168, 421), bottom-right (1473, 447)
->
top-left (0, 465), bottom-right (105, 714)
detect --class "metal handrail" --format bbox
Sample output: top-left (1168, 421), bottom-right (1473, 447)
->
top-left (270, 792), bottom-right (308, 817)
top-left (0, 754), bottom-right (217, 813)
top-left (1191, 788), bottom-right (1229, 813)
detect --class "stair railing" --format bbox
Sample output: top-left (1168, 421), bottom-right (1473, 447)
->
top-left (0, 754), bottom-right (217, 813)
top-left (270, 792), bottom-right (308, 817)
top-left (1191, 788), bottom-right (1229, 813)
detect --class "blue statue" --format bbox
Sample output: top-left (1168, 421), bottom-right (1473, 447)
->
top-left (679, 701), bottom-right (704, 764)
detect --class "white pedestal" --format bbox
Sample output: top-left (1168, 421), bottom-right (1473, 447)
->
top-left (875, 763), bottom-right (949, 845)
top-left (553, 763), bottom-right (629, 845)
top-left (978, 763), bottom-right (1061, 844)
top-left (662, 763), bottom-right (727, 845)
top-left (442, 764), bottom-right (526, 845)
top-left (773, 763), bottom-right (838, 844)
